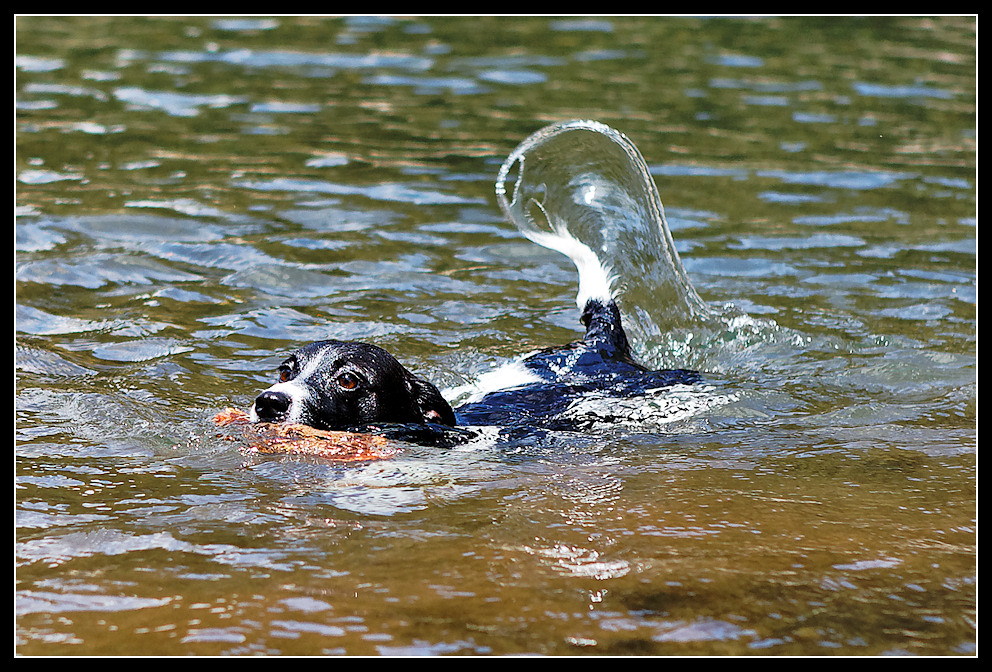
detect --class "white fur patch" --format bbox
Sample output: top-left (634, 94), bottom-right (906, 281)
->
top-left (445, 358), bottom-right (544, 405)
top-left (519, 200), bottom-right (616, 307)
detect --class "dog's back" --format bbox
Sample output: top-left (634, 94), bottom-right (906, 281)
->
top-left (453, 297), bottom-right (699, 429)
top-left (451, 234), bottom-right (698, 429)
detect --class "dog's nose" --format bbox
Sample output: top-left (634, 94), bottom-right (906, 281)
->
top-left (253, 390), bottom-right (291, 421)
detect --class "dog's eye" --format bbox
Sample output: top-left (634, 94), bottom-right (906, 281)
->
top-left (336, 372), bottom-right (360, 390)
top-left (277, 357), bottom-right (297, 383)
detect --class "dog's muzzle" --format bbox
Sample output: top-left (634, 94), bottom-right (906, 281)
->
top-left (253, 389), bottom-right (292, 422)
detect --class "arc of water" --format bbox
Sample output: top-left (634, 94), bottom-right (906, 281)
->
top-left (495, 120), bottom-right (713, 343)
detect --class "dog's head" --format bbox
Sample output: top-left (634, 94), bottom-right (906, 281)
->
top-left (249, 340), bottom-right (455, 430)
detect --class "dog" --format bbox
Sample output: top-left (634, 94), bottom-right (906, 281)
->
top-left (249, 271), bottom-right (699, 435)
top-left (249, 121), bottom-right (704, 435)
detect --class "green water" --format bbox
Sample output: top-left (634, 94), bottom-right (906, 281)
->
top-left (16, 16), bottom-right (975, 656)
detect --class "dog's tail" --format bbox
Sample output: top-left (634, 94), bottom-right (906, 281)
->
top-left (497, 120), bottom-right (718, 358)
top-left (515, 213), bottom-right (617, 310)
top-left (509, 202), bottom-right (634, 359)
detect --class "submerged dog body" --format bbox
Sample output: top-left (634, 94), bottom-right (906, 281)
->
top-left (452, 299), bottom-right (699, 429)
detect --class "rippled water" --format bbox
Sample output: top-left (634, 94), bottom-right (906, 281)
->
top-left (16, 16), bottom-right (975, 656)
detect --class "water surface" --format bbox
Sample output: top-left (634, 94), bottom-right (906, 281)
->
top-left (15, 16), bottom-right (975, 656)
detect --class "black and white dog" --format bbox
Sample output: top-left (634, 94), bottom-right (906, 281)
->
top-left (248, 120), bottom-right (708, 435)
top-left (249, 240), bottom-right (699, 434)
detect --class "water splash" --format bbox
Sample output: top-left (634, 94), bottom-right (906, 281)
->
top-left (496, 120), bottom-right (767, 369)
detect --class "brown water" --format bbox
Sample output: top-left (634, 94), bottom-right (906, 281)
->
top-left (15, 16), bottom-right (975, 656)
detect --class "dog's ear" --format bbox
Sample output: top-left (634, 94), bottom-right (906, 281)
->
top-left (406, 374), bottom-right (456, 426)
